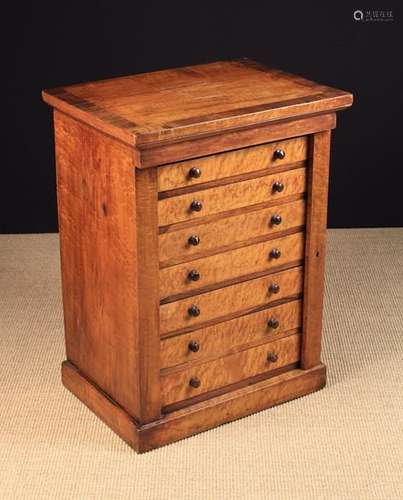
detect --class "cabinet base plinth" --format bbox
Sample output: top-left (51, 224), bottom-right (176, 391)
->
top-left (61, 360), bottom-right (326, 453)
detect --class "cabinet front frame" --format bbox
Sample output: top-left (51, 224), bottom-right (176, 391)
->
top-left (145, 124), bottom-right (333, 415)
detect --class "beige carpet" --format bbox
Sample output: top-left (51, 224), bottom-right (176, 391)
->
top-left (0, 229), bottom-right (402, 499)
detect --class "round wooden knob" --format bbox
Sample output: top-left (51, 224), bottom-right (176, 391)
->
top-left (267, 317), bottom-right (280, 329)
top-left (267, 352), bottom-right (278, 363)
top-left (271, 214), bottom-right (282, 225)
top-left (269, 283), bottom-right (280, 294)
top-left (190, 200), bottom-right (203, 212)
top-left (188, 269), bottom-right (200, 281)
top-left (189, 377), bottom-right (201, 388)
top-left (188, 340), bottom-right (200, 352)
top-left (189, 167), bottom-right (202, 178)
top-left (188, 305), bottom-right (200, 317)
top-left (273, 149), bottom-right (286, 160)
top-left (188, 235), bottom-right (200, 246)
top-left (270, 248), bottom-right (281, 259)
top-left (272, 181), bottom-right (284, 193)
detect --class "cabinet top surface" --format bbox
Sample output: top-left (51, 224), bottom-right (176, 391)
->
top-left (43, 59), bottom-right (352, 147)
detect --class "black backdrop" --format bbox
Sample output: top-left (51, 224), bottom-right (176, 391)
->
top-left (2, 1), bottom-right (402, 233)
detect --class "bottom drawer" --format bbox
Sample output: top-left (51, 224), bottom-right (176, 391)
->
top-left (161, 333), bottom-right (301, 406)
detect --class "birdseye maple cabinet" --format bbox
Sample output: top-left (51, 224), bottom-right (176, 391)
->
top-left (42, 59), bottom-right (352, 452)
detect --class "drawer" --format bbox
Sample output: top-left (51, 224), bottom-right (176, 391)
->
top-left (159, 199), bottom-right (306, 265)
top-left (161, 333), bottom-right (301, 406)
top-left (158, 136), bottom-right (308, 192)
top-left (158, 167), bottom-right (306, 226)
top-left (161, 299), bottom-right (302, 369)
top-left (160, 266), bottom-right (303, 335)
top-left (160, 232), bottom-right (304, 299)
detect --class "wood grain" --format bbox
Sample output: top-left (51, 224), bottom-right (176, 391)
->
top-left (301, 131), bottom-right (331, 369)
top-left (164, 362), bottom-right (301, 413)
top-left (54, 111), bottom-right (141, 418)
top-left (158, 136), bottom-right (307, 191)
top-left (160, 266), bottom-right (304, 335)
top-left (135, 168), bottom-right (162, 422)
top-left (161, 334), bottom-right (301, 405)
top-left (158, 162), bottom-right (306, 200)
top-left (158, 167), bottom-right (306, 226)
top-left (159, 199), bottom-right (306, 265)
top-left (43, 59), bottom-right (352, 148)
top-left (160, 300), bottom-right (302, 369)
top-left (160, 232), bottom-right (305, 299)
top-left (139, 113), bottom-right (336, 168)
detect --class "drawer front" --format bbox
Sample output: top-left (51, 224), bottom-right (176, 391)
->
top-left (160, 266), bottom-right (303, 335)
top-left (158, 167), bottom-right (306, 226)
top-left (160, 232), bottom-right (304, 299)
top-left (159, 199), bottom-right (306, 265)
top-left (161, 334), bottom-right (301, 406)
top-left (161, 299), bottom-right (302, 369)
top-left (158, 136), bottom-right (308, 192)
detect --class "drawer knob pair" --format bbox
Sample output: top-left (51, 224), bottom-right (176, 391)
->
top-left (267, 352), bottom-right (278, 363)
top-left (272, 181), bottom-right (284, 193)
top-left (271, 214), bottom-right (282, 225)
top-left (189, 167), bottom-right (202, 179)
top-left (190, 200), bottom-right (203, 212)
top-left (188, 340), bottom-right (200, 352)
top-left (273, 149), bottom-right (286, 160)
top-left (189, 377), bottom-right (201, 388)
top-left (188, 305), bottom-right (200, 317)
top-left (267, 317), bottom-right (280, 329)
top-left (270, 248), bottom-right (281, 259)
top-left (188, 269), bottom-right (200, 281)
top-left (269, 283), bottom-right (280, 294)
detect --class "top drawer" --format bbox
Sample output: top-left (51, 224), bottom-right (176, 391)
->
top-left (157, 136), bottom-right (308, 192)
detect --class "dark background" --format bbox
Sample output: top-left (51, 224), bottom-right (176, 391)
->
top-left (2, 1), bottom-right (402, 233)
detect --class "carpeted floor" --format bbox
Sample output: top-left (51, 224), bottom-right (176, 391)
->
top-left (0, 229), bottom-right (402, 499)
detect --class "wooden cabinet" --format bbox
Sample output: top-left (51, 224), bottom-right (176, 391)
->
top-left (42, 59), bottom-right (352, 452)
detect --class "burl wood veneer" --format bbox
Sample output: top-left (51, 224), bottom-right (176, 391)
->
top-left (42, 59), bottom-right (352, 452)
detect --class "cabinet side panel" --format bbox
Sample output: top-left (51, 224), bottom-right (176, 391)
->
top-left (135, 168), bottom-right (161, 422)
top-left (301, 130), bottom-right (331, 369)
top-left (54, 110), bottom-right (140, 417)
